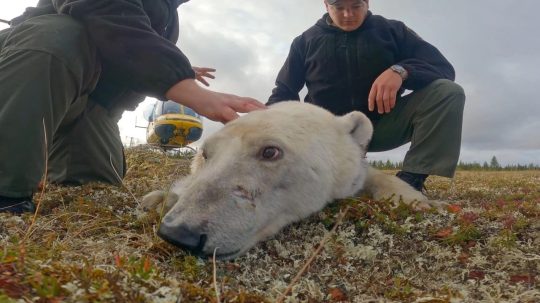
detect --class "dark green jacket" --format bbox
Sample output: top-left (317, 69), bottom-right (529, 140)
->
top-left (268, 12), bottom-right (455, 121)
top-left (11, 0), bottom-right (195, 109)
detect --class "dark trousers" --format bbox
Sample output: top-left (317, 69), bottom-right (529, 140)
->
top-left (368, 79), bottom-right (466, 177)
top-left (0, 14), bottom-right (125, 198)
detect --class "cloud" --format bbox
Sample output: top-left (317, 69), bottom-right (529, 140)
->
top-left (177, 0), bottom-right (324, 101)
top-left (2, 0), bottom-right (539, 165)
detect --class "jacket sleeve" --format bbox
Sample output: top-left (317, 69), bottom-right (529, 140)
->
top-left (395, 22), bottom-right (455, 90)
top-left (267, 36), bottom-right (306, 105)
top-left (51, 0), bottom-right (195, 100)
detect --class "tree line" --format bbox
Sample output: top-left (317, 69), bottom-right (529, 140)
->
top-left (369, 156), bottom-right (540, 171)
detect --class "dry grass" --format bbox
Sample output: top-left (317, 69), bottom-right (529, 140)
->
top-left (1, 146), bottom-right (539, 302)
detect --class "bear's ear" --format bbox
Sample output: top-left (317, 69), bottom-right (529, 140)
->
top-left (339, 111), bottom-right (374, 150)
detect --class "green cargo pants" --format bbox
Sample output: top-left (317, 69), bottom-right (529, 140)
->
top-left (0, 15), bottom-right (125, 198)
top-left (368, 79), bottom-right (466, 178)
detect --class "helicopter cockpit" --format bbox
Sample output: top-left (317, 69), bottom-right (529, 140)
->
top-left (145, 101), bottom-right (203, 148)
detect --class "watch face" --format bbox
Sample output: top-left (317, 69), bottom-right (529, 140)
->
top-left (391, 65), bottom-right (407, 79)
top-left (392, 65), bottom-right (403, 73)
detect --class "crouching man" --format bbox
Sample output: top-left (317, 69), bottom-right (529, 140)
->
top-left (268, 0), bottom-right (466, 192)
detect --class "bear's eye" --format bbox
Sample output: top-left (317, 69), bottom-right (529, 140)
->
top-left (260, 146), bottom-right (282, 161)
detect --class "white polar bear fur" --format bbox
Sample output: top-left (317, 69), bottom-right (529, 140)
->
top-left (141, 102), bottom-right (441, 259)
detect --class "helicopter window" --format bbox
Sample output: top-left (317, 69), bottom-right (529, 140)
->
top-left (163, 101), bottom-right (182, 114)
top-left (183, 106), bottom-right (200, 118)
top-left (154, 102), bottom-right (163, 116)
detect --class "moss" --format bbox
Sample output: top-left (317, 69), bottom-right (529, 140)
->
top-left (491, 229), bottom-right (519, 248)
top-left (28, 272), bottom-right (63, 299)
top-left (0, 294), bottom-right (18, 303)
top-left (173, 255), bottom-right (203, 282)
top-left (0, 148), bottom-right (538, 302)
top-left (383, 277), bottom-right (416, 301)
top-left (443, 224), bottom-right (482, 246)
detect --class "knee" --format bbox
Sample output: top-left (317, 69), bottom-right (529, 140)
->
top-left (424, 79), bottom-right (466, 115)
top-left (430, 79), bottom-right (464, 95)
top-left (5, 15), bottom-right (97, 72)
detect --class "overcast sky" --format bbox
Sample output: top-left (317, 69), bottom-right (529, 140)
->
top-left (1, 0), bottom-right (539, 165)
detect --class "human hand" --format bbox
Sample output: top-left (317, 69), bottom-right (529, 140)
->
top-left (195, 91), bottom-right (266, 123)
top-left (165, 79), bottom-right (266, 123)
top-left (368, 69), bottom-right (403, 114)
top-left (192, 66), bottom-right (216, 86)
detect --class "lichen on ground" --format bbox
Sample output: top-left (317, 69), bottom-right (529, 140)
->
top-left (0, 146), bottom-right (538, 302)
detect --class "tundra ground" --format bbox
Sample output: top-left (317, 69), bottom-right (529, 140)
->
top-left (1, 146), bottom-right (538, 302)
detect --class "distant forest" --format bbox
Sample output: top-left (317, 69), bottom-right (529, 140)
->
top-left (369, 156), bottom-right (540, 171)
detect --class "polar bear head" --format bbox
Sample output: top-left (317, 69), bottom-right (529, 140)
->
top-left (157, 102), bottom-right (373, 259)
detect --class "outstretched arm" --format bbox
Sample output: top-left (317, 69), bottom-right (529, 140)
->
top-left (51, 0), bottom-right (195, 99)
top-left (52, 0), bottom-right (265, 123)
top-left (166, 79), bottom-right (266, 124)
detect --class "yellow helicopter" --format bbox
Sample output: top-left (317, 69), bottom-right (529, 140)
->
top-left (144, 100), bottom-right (203, 149)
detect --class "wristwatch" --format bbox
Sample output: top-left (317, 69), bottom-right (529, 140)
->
top-left (390, 64), bottom-right (408, 81)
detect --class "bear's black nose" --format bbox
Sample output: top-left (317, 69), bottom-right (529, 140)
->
top-left (157, 223), bottom-right (207, 254)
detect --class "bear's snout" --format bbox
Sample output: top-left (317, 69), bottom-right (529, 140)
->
top-left (158, 222), bottom-right (207, 255)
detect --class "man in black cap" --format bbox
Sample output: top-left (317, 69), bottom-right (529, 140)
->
top-left (0, 0), bottom-right (265, 214)
top-left (268, 0), bottom-right (465, 193)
